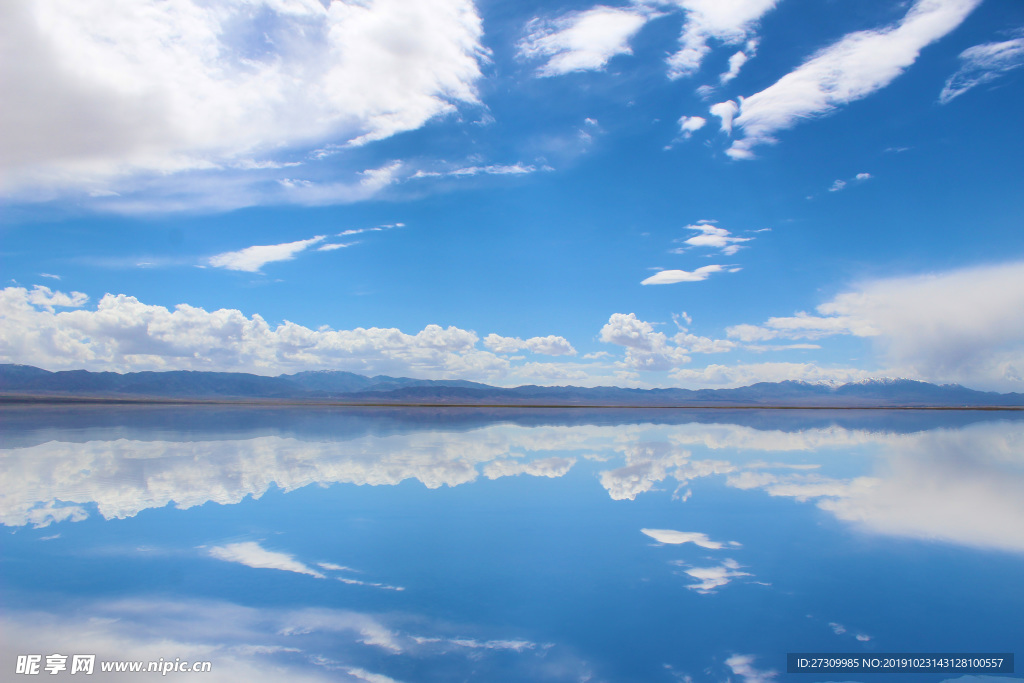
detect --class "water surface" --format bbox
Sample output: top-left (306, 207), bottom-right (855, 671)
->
top-left (2, 407), bottom-right (1022, 682)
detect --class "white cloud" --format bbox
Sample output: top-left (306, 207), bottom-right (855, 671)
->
top-left (829, 173), bottom-right (872, 192)
top-left (641, 264), bottom-right (726, 284)
top-left (208, 236), bottom-right (327, 273)
top-left (709, 100), bottom-right (739, 134)
top-left (724, 0), bottom-right (982, 159)
top-left (483, 333), bottom-right (577, 356)
top-left (317, 242), bottom-right (358, 252)
top-left (25, 285), bottom-right (89, 312)
top-left (940, 34), bottom-right (1024, 104)
top-left (677, 558), bottom-right (750, 593)
top-left (599, 312), bottom-right (734, 371)
top-left (665, 0), bottom-right (778, 79)
top-left (669, 362), bottom-right (871, 388)
top-left (726, 654), bottom-right (777, 683)
top-left (338, 223), bottom-right (404, 237)
top-left (675, 221), bottom-right (751, 255)
top-left (1, 0), bottom-right (486, 204)
top-left (641, 528), bottom-right (731, 549)
top-left (818, 421), bottom-right (1024, 553)
top-left (0, 286), bottom-right (513, 380)
top-left (720, 40), bottom-right (757, 83)
top-left (725, 261), bottom-right (1024, 390)
top-left (411, 163), bottom-right (542, 179)
top-left (677, 116), bottom-right (707, 139)
top-left (209, 541), bottom-right (326, 578)
top-left (483, 457), bottom-right (577, 480)
top-left (39, 273), bottom-right (61, 280)
top-left (518, 6), bottom-right (650, 77)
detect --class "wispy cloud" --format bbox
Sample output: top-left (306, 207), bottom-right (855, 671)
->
top-left (412, 163), bottom-right (544, 179)
top-left (641, 529), bottom-right (736, 549)
top-left (722, 0), bottom-right (982, 159)
top-left (642, 265), bottom-right (728, 285)
top-left (677, 116), bottom-right (707, 140)
top-left (675, 558), bottom-right (750, 593)
top-left (209, 542), bottom-right (326, 578)
top-left (720, 39), bottom-right (759, 83)
top-left (207, 236), bottom-right (326, 273)
top-left (940, 33), bottom-right (1024, 103)
top-left (829, 172), bottom-right (872, 192)
top-left (317, 242), bottom-right (358, 252)
top-left (666, 0), bottom-right (778, 79)
top-left (726, 654), bottom-right (777, 683)
top-left (518, 6), bottom-right (651, 77)
top-left (338, 223), bottom-right (405, 237)
top-left (674, 221), bottom-right (752, 255)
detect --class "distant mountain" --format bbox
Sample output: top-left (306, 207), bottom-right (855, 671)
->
top-left (1, 364), bottom-right (1022, 407)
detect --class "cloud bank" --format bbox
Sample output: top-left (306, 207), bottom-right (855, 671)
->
top-left (725, 261), bottom-right (1024, 390)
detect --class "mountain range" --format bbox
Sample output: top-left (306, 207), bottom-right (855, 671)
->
top-left (2, 364), bottom-right (1022, 407)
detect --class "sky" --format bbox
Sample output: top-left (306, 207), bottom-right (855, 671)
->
top-left (1, 0), bottom-right (1023, 391)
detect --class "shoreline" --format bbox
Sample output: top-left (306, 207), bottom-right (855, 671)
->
top-left (2, 394), bottom-right (1021, 410)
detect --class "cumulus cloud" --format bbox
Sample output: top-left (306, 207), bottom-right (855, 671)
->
top-left (599, 313), bottom-right (690, 370)
top-left (483, 333), bottom-right (577, 356)
top-left (665, 0), bottom-right (778, 79)
top-left (208, 236), bottom-right (327, 273)
top-left (724, 261), bottom-right (1024, 390)
top-left (483, 456), bottom-right (576, 480)
top-left (1, 0), bottom-right (486, 203)
top-left (641, 265), bottom-right (727, 285)
top-left (723, 0), bottom-right (982, 159)
top-left (25, 285), bottom-right (89, 312)
top-left (518, 6), bottom-right (651, 76)
top-left (940, 33), bottom-right (1024, 104)
top-left (0, 286), bottom-right (512, 380)
top-left (640, 528), bottom-right (732, 549)
top-left (209, 542), bottom-right (326, 578)
top-left (674, 221), bottom-right (751, 255)
top-left (599, 312), bottom-right (734, 371)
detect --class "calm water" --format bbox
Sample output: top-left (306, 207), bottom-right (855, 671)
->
top-left (1, 406), bottom-right (1022, 682)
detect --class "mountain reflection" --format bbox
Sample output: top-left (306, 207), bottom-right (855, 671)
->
top-left (2, 407), bottom-right (1022, 552)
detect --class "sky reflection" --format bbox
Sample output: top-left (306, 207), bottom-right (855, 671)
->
top-left (1, 408), bottom-right (1022, 682)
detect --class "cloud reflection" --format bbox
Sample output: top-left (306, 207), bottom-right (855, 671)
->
top-left (2, 414), bottom-right (1022, 553)
top-left (0, 597), bottom-right (569, 683)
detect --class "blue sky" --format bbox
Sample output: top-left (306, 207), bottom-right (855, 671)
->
top-left (2, 0), bottom-right (1023, 390)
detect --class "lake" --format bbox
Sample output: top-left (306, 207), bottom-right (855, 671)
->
top-left (1, 406), bottom-right (1022, 682)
